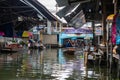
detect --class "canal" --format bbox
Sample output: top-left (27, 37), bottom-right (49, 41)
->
top-left (0, 48), bottom-right (119, 80)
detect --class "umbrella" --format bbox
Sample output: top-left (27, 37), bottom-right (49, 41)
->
top-left (106, 14), bottom-right (115, 21)
top-left (22, 31), bottom-right (33, 37)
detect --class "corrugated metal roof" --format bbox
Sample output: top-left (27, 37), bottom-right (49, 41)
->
top-left (55, 0), bottom-right (90, 7)
top-left (22, 0), bottom-right (58, 21)
top-left (56, 3), bottom-right (78, 18)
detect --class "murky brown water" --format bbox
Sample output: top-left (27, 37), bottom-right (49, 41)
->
top-left (0, 48), bottom-right (119, 80)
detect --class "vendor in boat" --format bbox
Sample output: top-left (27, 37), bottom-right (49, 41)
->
top-left (65, 39), bottom-right (72, 47)
top-left (38, 40), bottom-right (45, 49)
top-left (65, 39), bottom-right (79, 48)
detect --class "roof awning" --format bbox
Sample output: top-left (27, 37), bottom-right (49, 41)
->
top-left (55, 0), bottom-right (103, 23)
top-left (22, 0), bottom-right (58, 21)
top-left (56, 3), bottom-right (78, 18)
top-left (0, 0), bottom-right (39, 22)
top-left (55, 0), bottom-right (90, 7)
top-left (63, 3), bottom-right (82, 22)
top-left (56, 2), bottom-right (86, 28)
top-left (68, 10), bottom-right (86, 28)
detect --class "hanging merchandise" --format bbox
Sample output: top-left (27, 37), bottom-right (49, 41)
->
top-left (116, 14), bottom-right (120, 44)
top-left (111, 14), bottom-right (117, 44)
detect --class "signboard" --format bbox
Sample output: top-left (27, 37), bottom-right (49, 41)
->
top-left (95, 27), bottom-right (102, 36)
top-left (60, 33), bottom-right (93, 39)
top-left (64, 28), bottom-right (92, 34)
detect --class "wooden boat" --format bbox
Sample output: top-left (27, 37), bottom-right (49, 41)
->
top-left (0, 43), bottom-right (23, 52)
top-left (63, 47), bottom-right (76, 55)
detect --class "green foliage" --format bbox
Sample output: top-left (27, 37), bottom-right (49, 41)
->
top-left (19, 41), bottom-right (26, 45)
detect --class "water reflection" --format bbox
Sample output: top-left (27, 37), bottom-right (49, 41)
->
top-left (0, 48), bottom-right (119, 80)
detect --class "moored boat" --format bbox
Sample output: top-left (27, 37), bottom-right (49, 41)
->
top-left (63, 47), bottom-right (76, 55)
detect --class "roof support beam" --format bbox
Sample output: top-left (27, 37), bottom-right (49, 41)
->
top-left (68, 0), bottom-right (90, 5)
top-left (0, 6), bottom-right (30, 8)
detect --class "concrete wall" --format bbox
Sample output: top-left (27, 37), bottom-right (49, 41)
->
top-left (43, 34), bottom-right (58, 45)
